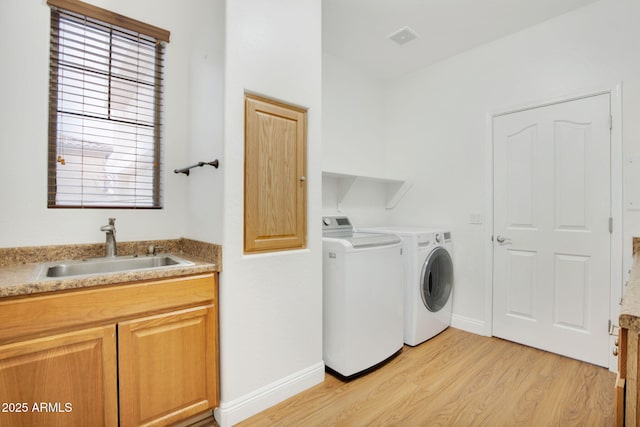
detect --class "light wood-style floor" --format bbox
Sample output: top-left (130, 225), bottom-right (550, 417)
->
top-left (237, 328), bottom-right (615, 426)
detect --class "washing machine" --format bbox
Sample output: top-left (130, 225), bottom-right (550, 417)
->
top-left (359, 226), bottom-right (454, 346)
top-left (322, 216), bottom-right (404, 378)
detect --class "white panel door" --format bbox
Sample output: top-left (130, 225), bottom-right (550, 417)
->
top-left (493, 94), bottom-right (611, 367)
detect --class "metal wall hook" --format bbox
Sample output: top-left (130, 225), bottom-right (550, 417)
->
top-left (174, 160), bottom-right (219, 176)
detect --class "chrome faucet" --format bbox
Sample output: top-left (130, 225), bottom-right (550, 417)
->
top-left (100, 218), bottom-right (117, 257)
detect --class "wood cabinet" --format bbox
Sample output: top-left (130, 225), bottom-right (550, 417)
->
top-left (119, 305), bottom-right (218, 427)
top-left (0, 273), bottom-right (218, 427)
top-left (244, 93), bottom-right (307, 253)
top-left (618, 255), bottom-right (640, 426)
top-left (615, 327), bottom-right (627, 426)
top-left (0, 325), bottom-right (118, 427)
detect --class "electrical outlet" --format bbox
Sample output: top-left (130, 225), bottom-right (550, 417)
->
top-left (469, 211), bottom-right (483, 224)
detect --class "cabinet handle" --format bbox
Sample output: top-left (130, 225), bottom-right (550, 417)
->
top-left (613, 346), bottom-right (619, 356)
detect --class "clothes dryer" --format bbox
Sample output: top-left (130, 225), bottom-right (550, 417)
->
top-left (359, 226), bottom-right (453, 346)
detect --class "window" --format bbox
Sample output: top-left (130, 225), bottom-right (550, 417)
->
top-left (47, 0), bottom-right (170, 208)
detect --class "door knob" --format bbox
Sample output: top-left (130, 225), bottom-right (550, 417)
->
top-left (496, 235), bottom-right (512, 244)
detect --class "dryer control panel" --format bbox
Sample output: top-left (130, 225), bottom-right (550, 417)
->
top-left (322, 216), bottom-right (353, 235)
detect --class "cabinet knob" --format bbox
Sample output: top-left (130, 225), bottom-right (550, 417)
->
top-left (300, 176), bottom-right (306, 182)
top-left (613, 346), bottom-right (619, 356)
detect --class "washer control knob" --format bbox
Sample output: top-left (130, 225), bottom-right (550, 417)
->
top-left (323, 217), bottom-right (331, 226)
top-left (434, 233), bottom-right (442, 243)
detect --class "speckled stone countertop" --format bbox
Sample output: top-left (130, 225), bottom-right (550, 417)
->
top-left (0, 238), bottom-right (221, 298)
top-left (620, 237), bottom-right (640, 329)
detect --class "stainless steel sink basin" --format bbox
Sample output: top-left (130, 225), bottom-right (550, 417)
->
top-left (39, 254), bottom-right (194, 279)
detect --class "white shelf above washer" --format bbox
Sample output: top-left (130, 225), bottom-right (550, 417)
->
top-left (322, 170), bottom-right (412, 210)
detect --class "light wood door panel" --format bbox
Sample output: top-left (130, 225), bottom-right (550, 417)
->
top-left (244, 94), bottom-right (307, 253)
top-left (0, 325), bottom-right (118, 427)
top-left (118, 305), bottom-right (218, 427)
top-left (493, 93), bottom-right (611, 366)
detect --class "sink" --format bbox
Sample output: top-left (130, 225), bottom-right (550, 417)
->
top-left (40, 254), bottom-right (194, 279)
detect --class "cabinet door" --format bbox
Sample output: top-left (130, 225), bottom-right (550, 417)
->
top-left (244, 93), bottom-right (307, 253)
top-left (118, 305), bottom-right (218, 427)
top-left (0, 325), bottom-right (118, 427)
top-left (615, 327), bottom-right (627, 426)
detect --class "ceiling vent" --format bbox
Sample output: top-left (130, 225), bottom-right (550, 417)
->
top-left (387, 26), bottom-right (419, 46)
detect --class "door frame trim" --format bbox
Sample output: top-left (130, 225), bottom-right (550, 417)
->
top-left (483, 83), bottom-right (623, 371)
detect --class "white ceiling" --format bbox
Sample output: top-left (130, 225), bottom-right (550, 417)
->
top-left (322, 0), bottom-right (601, 81)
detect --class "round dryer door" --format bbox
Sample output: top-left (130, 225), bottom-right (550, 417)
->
top-left (420, 246), bottom-right (453, 312)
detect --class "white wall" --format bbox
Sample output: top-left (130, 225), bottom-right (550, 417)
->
top-left (0, 0), bottom-right (223, 247)
top-left (322, 53), bottom-right (392, 226)
top-left (217, 1), bottom-right (323, 425)
top-left (380, 0), bottom-right (640, 330)
top-left (322, 53), bottom-right (387, 176)
top-left (182, 1), bottom-right (226, 244)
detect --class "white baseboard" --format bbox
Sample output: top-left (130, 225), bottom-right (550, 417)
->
top-left (214, 361), bottom-right (325, 427)
top-left (451, 313), bottom-right (489, 336)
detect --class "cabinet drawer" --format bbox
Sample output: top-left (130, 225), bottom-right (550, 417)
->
top-left (0, 274), bottom-right (216, 344)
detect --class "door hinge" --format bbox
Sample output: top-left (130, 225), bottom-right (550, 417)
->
top-left (609, 320), bottom-right (619, 336)
top-left (609, 217), bottom-right (613, 234)
top-left (609, 114), bottom-right (613, 130)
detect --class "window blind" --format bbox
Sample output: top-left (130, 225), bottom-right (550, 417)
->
top-left (47, 0), bottom-right (169, 208)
